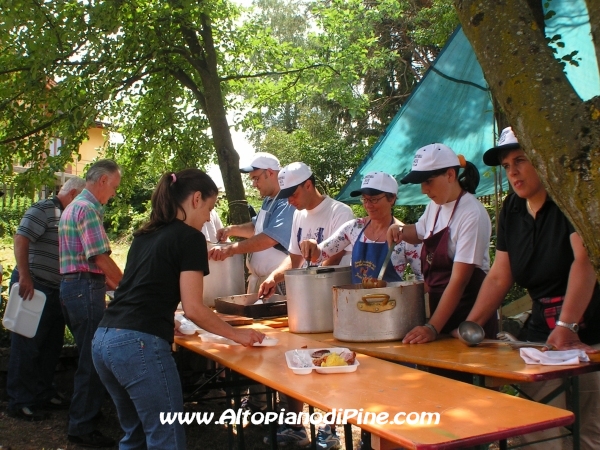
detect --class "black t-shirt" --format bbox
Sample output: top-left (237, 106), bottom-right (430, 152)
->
top-left (99, 220), bottom-right (209, 343)
top-left (497, 194), bottom-right (600, 344)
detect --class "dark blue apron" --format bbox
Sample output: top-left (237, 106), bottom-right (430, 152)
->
top-left (351, 220), bottom-right (402, 284)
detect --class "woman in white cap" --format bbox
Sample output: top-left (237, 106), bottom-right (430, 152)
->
top-left (301, 171), bottom-right (422, 284)
top-left (388, 143), bottom-right (494, 343)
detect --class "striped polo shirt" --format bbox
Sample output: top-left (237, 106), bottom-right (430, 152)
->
top-left (58, 188), bottom-right (111, 274)
top-left (16, 197), bottom-right (63, 288)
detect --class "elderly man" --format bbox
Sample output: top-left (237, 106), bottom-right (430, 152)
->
top-left (210, 152), bottom-right (296, 294)
top-left (260, 162), bottom-right (354, 448)
top-left (59, 159), bottom-right (123, 448)
top-left (6, 177), bottom-right (86, 422)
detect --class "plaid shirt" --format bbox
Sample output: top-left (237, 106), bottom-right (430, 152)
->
top-left (58, 188), bottom-right (111, 274)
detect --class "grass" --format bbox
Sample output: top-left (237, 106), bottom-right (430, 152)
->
top-left (0, 237), bottom-right (130, 293)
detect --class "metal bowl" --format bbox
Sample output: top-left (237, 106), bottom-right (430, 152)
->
top-left (458, 321), bottom-right (485, 346)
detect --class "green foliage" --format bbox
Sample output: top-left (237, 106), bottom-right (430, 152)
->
top-left (238, 0), bottom-right (457, 199)
top-left (0, 197), bottom-right (33, 238)
top-left (1, 0), bottom-right (459, 235)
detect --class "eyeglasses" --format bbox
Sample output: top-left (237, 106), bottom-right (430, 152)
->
top-left (360, 194), bottom-right (387, 205)
top-left (250, 170), bottom-right (267, 184)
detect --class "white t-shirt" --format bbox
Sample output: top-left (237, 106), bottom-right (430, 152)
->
top-left (201, 210), bottom-right (224, 243)
top-left (415, 192), bottom-right (491, 271)
top-left (288, 196), bottom-right (355, 265)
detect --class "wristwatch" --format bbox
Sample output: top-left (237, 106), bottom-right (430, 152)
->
top-left (556, 320), bottom-right (579, 333)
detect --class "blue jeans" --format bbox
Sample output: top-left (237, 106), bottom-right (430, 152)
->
top-left (60, 277), bottom-right (107, 435)
top-left (7, 268), bottom-right (65, 410)
top-left (92, 327), bottom-right (186, 450)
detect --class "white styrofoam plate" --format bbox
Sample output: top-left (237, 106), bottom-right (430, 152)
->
top-left (284, 348), bottom-right (359, 375)
top-left (253, 336), bottom-right (279, 347)
top-left (2, 283), bottom-right (46, 338)
top-left (198, 332), bottom-right (278, 347)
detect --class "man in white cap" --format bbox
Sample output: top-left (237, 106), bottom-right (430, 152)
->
top-left (259, 162), bottom-right (354, 448)
top-left (258, 162), bottom-right (355, 298)
top-left (210, 152), bottom-right (296, 294)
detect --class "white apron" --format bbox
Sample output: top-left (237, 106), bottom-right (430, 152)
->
top-left (246, 199), bottom-right (287, 293)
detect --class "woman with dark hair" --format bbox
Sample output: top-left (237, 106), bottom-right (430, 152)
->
top-left (301, 171), bottom-right (422, 285)
top-left (92, 169), bottom-right (264, 449)
top-left (388, 143), bottom-right (494, 343)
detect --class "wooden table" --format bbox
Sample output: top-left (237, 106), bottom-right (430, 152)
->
top-left (175, 329), bottom-right (573, 450)
top-left (292, 332), bottom-right (600, 449)
top-left (292, 333), bottom-right (600, 384)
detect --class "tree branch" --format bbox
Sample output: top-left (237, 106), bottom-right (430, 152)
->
top-left (0, 116), bottom-right (62, 145)
top-left (220, 63), bottom-right (329, 81)
top-left (169, 68), bottom-right (207, 111)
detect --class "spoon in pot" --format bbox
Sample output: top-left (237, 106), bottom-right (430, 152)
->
top-left (366, 244), bottom-right (394, 288)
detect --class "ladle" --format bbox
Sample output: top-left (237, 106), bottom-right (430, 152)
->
top-left (458, 321), bottom-right (548, 349)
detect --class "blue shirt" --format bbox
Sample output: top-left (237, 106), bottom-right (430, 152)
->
top-left (253, 196), bottom-right (296, 253)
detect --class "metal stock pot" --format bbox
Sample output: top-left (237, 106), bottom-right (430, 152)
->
top-left (204, 243), bottom-right (245, 306)
top-left (284, 265), bottom-right (352, 333)
top-left (333, 281), bottom-right (425, 342)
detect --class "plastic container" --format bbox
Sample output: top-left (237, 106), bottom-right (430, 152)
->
top-left (2, 283), bottom-right (46, 338)
top-left (284, 348), bottom-right (360, 375)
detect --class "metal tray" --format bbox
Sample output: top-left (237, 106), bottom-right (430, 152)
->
top-left (214, 294), bottom-right (287, 319)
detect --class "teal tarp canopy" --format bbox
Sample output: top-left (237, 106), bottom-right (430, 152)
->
top-left (337, 0), bottom-right (599, 205)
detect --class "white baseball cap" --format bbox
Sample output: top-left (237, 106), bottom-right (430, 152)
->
top-left (278, 162), bottom-right (313, 198)
top-left (483, 127), bottom-right (521, 166)
top-left (239, 152), bottom-right (281, 173)
top-left (400, 143), bottom-right (460, 184)
top-left (350, 171), bottom-right (398, 197)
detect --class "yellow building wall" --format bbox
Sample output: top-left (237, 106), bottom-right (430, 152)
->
top-left (68, 126), bottom-right (107, 176)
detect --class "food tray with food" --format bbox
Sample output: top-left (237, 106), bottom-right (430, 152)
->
top-left (284, 348), bottom-right (359, 375)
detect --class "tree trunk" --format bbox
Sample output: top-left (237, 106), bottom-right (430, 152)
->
top-left (588, 0), bottom-right (600, 76)
top-left (194, 14), bottom-right (250, 226)
top-left (453, 0), bottom-right (600, 279)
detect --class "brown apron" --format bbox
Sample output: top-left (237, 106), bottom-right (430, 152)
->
top-left (421, 191), bottom-right (496, 337)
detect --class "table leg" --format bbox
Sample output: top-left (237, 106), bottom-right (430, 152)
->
top-left (344, 423), bottom-right (353, 450)
top-left (571, 376), bottom-right (580, 450)
top-left (231, 371), bottom-right (245, 450)
top-left (360, 429), bottom-right (372, 450)
top-left (308, 405), bottom-right (317, 450)
top-left (266, 386), bottom-right (277, 450)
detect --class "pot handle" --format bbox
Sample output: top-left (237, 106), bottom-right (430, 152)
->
top-left (361, 293), bottom-right (389, 306)
top-left (314, 267), bottom-right (335, 274)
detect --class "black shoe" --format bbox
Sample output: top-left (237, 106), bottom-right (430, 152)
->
top-left (7, 406), bottom-right (50, 421)
top-left (67, 430), bottom-right (116, 448)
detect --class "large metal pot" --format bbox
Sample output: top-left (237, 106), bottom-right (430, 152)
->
top-left (203, 243), bottom-right (245, 307)
top-left (333, 281), bottom-right (425, 342)
top-left (284, 266), bottom-right (352, 333)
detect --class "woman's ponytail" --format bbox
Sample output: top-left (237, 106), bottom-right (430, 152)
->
top-left (458, 161), bottom-right (480, 194)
